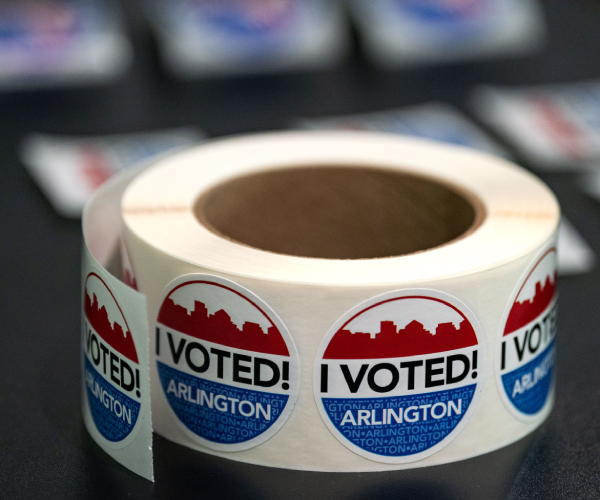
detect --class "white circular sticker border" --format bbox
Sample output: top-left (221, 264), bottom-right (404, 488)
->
top-left (154, 274), bottom-right (301, 452)
top-left (495, 245), bottom-right (558, 422)
top-left (313, 288), bottom-right (485, 464)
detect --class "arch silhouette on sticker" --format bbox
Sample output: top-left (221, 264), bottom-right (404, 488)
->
top-left (314, 289), bottom-right (485, 463)
top-left (155, 274), bottom-right (300, 452)
top-left (497, 246), bottom-right (557, 421)
top-left (83, 273), bottom-right (142, 446)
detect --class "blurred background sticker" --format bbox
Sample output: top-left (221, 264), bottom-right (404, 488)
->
top-left (19, 128), bottom-right (204, 217)
top-left (148, 0), bottom-right (348, 76)
top-left (349, 0), bottom-right (545, 66)
top-left (0, 0), bottom-right (132, 89)
top-left (472, 82), bottom-right (600, 169)
top-left (298, 102), bottom-right (509, 158)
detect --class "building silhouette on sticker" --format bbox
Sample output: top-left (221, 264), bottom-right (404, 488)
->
top-left (84, 291), bottom-right (138, 363)
top-left (158, 298), bottom-right (289, 356)
top-left (504, 274), bottom-right (557, 335)
top-left (324, 317), bottom-right (478, 359)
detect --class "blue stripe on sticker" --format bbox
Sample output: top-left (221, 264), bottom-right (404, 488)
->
top-left (502, 340), bottom-right (555, 415)
top-left (157, 361), bottom-right (289, 445)
top-left (322, 384), bottom-right (476, 457)
top-left (85, 356), bottom-right (140, 442)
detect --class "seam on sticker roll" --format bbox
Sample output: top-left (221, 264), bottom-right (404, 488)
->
top-left (491, 210), bottom-right (557, 219)
top-left (123, 206), bottom-right (190, 215)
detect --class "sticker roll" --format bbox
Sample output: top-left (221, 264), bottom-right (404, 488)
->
top-left (82, 131), bottom-right (560, 478)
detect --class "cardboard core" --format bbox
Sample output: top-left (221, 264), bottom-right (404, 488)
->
top-left (195, 166), bottom-right (482, 259)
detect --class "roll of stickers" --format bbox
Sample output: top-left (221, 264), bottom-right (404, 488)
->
top-left (81, 131), bottom-right (560, 481)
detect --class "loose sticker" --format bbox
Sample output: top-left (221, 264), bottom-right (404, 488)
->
top-left (155, 275), bottom-right (300, 452)
top-left (497, 247), bottom-right (557, 420)
top-left (83, 272), bottom-right (143, 447)
top-left (314, 289), bottom-right (484, 463)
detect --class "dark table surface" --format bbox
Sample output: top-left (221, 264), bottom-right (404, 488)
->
top-left (1, 1), bottom-right (600, 498)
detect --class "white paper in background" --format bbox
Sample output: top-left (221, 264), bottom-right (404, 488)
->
top-left (81, 244), bottom-right (153, 481)
top-left (147, 0), bottom-right (348, 77)
top-left (558, 218), bottom-right (595, 276)
top-left (298, 102), bottom-right (510, 158)
top-left (20, 128), bottom-right (204, 218)
top-left (0, 0), bottom-right (132, 90)
top-left (349, 0), bottom-right (545, 66)
top-left (300, 111), bottom-right (595, 276)
top-left (471, 82), bottom-right (600, 169)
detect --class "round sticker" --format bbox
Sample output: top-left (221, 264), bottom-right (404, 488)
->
top-left (83, 273), bottom-right (142, 447)
top-left (155, 274), bottom-right (300, 452)
top-left (496, 247), bottom-right (557, 421)
top-left (314, 289), bottom-right (484, 463)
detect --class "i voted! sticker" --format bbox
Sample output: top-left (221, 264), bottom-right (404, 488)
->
top-left (155, 275), bottom-right (300, 452)
top-left (83, 273), bottom-right (143, 446)
top-left (497, 247), bottom-right (557, 421)
top-left (314, 289), bottom-right (484, 463)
